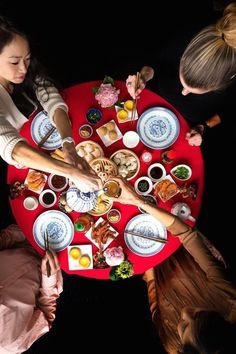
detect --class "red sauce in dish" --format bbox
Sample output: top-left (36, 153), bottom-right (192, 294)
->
top-left (51, 175), bottom-right (67, 189)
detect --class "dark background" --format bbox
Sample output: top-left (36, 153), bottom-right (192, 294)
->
top-left (0, 1), bottom-right (235, 352)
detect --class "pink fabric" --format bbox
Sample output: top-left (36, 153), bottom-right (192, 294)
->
top-left (7, 81), bottom-right (204, 279)
top-left (0, 225), bottom-right (62, 354)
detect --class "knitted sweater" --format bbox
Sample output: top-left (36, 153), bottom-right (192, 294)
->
top-left (0, 82), bottom-right (68, 167)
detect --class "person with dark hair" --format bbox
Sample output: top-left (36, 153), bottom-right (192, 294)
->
top-left (0, 224), bottom-right (62, 353)
top-left (0, 16), bottom-right (102, 192)
top-left (126, 2), bottom-right (236, 147)
top-left (108, 177), bottom-right (236, 353)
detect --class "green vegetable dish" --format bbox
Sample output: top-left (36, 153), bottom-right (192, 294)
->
top-left (173, 166), bottom-right (189, 179)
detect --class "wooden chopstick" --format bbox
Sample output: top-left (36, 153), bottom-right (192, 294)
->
top-left (38, 126), bottom-right (56, 148)
top-left (131, 72), bottom-right (140, 123)
top-left (43, 229), bottom-right (51, 277)
top-left (125, 229), bottom-right (167, 244)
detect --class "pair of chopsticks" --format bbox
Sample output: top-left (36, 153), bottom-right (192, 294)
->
top-left (125, 230), bottom-right (167, 244)
top-left (43, 229), bottom-right (51, 277)
top-left (38, 126), bottom-right (56, 148)
top-left (131, 72), bottom-right (140, 123)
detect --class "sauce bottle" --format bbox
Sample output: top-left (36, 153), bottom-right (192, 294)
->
top-left (74, 214), bottom-right (93, 232)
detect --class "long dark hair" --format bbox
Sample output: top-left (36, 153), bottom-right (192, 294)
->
top-left (180, 311), bottom-right (235, 354)
top-left (0, 15), bottom-right (57, 102)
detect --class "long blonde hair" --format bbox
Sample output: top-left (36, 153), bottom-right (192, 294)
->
top-left (180, 2), bottom-right (236, 91)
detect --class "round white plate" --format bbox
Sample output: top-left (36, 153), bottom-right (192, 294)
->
top-left (137, 107), bottom-right (180, 149)
top-left (30, 111), bottom-right (62, 150)
top-left (33, 210), bottom-right (74, 251)
top-left (124, 214), bottom-right (167, 257)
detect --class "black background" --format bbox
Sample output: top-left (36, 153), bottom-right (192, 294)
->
top-left (0, 1), bottom-right (235, 353)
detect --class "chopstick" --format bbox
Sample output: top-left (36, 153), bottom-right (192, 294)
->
top-left (43, 229), bottom-right (51, 277)
top-left (131, 72), bottom-right (140, 123)
top-left (38, 126), bottom-right (56, 148)
top-left (125, 229), bottom-right (167, 244)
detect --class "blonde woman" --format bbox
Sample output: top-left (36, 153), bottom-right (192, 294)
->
top-left (126, 3), bottom-right (236, 146)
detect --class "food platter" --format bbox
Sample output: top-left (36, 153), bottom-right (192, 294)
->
top-left (90, 157), bottom-right (118, 183)
top-left (110, 149), bottom-right (140, 180)
top-left (75, 140), bottom-right (104, 163)
top-left (137, 107), bottom-right (180, 149)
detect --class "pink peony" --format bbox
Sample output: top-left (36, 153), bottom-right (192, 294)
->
top-left (103, 246), bottom-right (125, 266)
top-left (95, 83), bottom-right (120, 108)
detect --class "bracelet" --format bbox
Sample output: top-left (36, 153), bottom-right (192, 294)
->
top-left (61, 137), bottom-right (75, 146)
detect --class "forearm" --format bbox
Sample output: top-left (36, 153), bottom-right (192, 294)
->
top-left (53, 107), bottom-right (73, 140)
top-left (12, 140), bottom-right (76, 177)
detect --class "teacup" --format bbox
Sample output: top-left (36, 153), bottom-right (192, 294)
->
top-left (23, 196), bottom-right (38, 210)
top-left (103, 180), bottom-right (121, 197)
top-left (39, 189), bottom-right (57, 208)
top-left (171, 202), bottom-right (195, 222)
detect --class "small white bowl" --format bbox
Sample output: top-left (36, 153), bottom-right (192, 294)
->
top-left (170, 164), bottom-right (192, 181)
top-left (134, 176), bottom-right (153, 195)
top-left (39, 189), bottom-right (57, 208)
top-left (48, 174), bottom-right (68, 192)
top-left (123, 131), bottom-right (140, 148)
top-left (23, 196), bottom-right (38, 210)
top-left (147, 163), bottom-right (166, 182)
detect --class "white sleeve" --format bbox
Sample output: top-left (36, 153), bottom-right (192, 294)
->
top-left (35, 79), bottom-right (68, 125)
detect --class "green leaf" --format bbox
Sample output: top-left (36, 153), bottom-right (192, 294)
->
top-left (92, 86), bottom-right (99, 94)
top-left (103, 76), bottom-right (114, 85)
top-left (115, 100), bottom-right (124, 108)
top-left (109, 266), bottom-right (120, 281)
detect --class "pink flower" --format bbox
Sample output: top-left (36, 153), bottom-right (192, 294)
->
top-left (103, 246), bottom-right (125, 266)
top-left (95, 83), bottom-right (120, 108)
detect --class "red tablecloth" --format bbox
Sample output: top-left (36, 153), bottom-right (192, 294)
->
top-left (7, 81), bottom-right (204, 279)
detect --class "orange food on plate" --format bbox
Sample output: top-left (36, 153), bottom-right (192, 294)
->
top-left (69, 247), bottom-right (81, 260)
top-left (154, 179), bottom-right (179, 202)
top-left (79, 255), bottom-right (91, 268)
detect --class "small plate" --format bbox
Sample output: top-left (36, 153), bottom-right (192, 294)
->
top-left (33, 210), bottom-right (74, 252)
top-left (68, 244), bottom-right (93, 270)
top-left (124, 214), bottom-right (167, 257)
top-left (153, 175), bottom-right (179, 202)
top-left (25, 169), bottom-right (47, 194)
top-left (115, 102), bottom-right (138, 123)
top-left (85, 217), bottom-right (118, 250)
top-left (96, 120), bottom-right (123, 147)
top-left (137, 107), bottom-right (180, 149)
top-left (31, 111), bottom-right (62, 150)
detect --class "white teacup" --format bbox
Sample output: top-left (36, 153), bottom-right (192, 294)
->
top-left (171, 202), bottom-right (196, 222)
top-left (23, 196), bottom-right (38, 210)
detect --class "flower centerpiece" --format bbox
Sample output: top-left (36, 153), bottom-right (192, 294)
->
top-left (93, 76), bottom-right (120, 108)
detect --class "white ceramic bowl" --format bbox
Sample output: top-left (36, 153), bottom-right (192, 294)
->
top-left (147, 163), bottom-right (166, 182)
top-left (39, 189), bottom-right (57, 208)
top-left (134, 176), bottom-right (153, 195)
top-left (23, 196), bottom-right (38, 210)
top-left (170, 164), bottom-right (192, 181)
top-left (122, 131), bottom-right (140, 148)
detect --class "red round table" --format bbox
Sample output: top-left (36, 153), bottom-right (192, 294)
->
top-left (7, 81), bottom-right (204, 279)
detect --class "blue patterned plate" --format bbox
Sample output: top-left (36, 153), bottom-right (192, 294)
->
top-left (30, 111), bottom-right (62, 150)
top-left (124, 214), bottom-right (167, 257)
top-left (33, 210), bottom-right (74, 251)
top-left (137, 107), bottom-right (180, 149)
top-left (66, 187), bottom-right (98, 212)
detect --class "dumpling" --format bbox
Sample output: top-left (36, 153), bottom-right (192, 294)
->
top-left (84, 153), bottom-right (93, 162)
top-left (92, 147), bottom-right (101, 158)
top-left (77, 147), bottom-right (85, 157)
top-left (84, 143), bottom-right (93, 153)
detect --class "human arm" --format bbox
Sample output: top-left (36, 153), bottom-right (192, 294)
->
top-left (38, 250), bottom-right (63, 325)
top-left (12, 141), bottom-right (102, 192)
top-left (186, 114), bottom-right (221, 146)
top-left (126, 66), bottom-right (155, 99)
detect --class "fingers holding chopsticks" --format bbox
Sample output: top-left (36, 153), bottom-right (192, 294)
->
top-left (41, 249), bottom-right (60, 276)
top-left (126, 74), bottom-right (145, 99)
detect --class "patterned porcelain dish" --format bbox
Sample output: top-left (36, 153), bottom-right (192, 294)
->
top-left (124, 214), bottom-right (167, 257)
top-left (31, 111), bottom-right (61, 150)
top-left (137, 107), bottom-right (180, 149)
top-left (33, 210), bottom-right (74, 251)
top-left (66, 187), bottom-right (98, 212)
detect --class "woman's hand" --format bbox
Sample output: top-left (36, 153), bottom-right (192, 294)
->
top-left (62, 143), bottom-right (91, 170)
top-left (186, 129), bottom-right (203, 146)
top-left (107, 176), bottom-right (141, 206)
top-left (41, 249), bottom-right (60, 276)
top-left (126, 75), bottom-right (145, 99)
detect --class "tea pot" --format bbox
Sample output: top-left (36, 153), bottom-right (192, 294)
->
top-left (171, 202), bottom-right (196, 222)
top-left (66, 187), bottom-right (100, 212)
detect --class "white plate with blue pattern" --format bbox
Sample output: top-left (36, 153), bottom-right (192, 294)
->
top-left (33, 210), bottom-right (74, 251)
top-left (137, 107), bottom-right (180, 149)
top-left (31, 111), bottom-right (62, 150)
top-left (124, 214), bottom-right (167, 257)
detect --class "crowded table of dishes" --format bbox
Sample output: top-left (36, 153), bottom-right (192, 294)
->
top-left (7, 80), bottom-right (204, 280)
